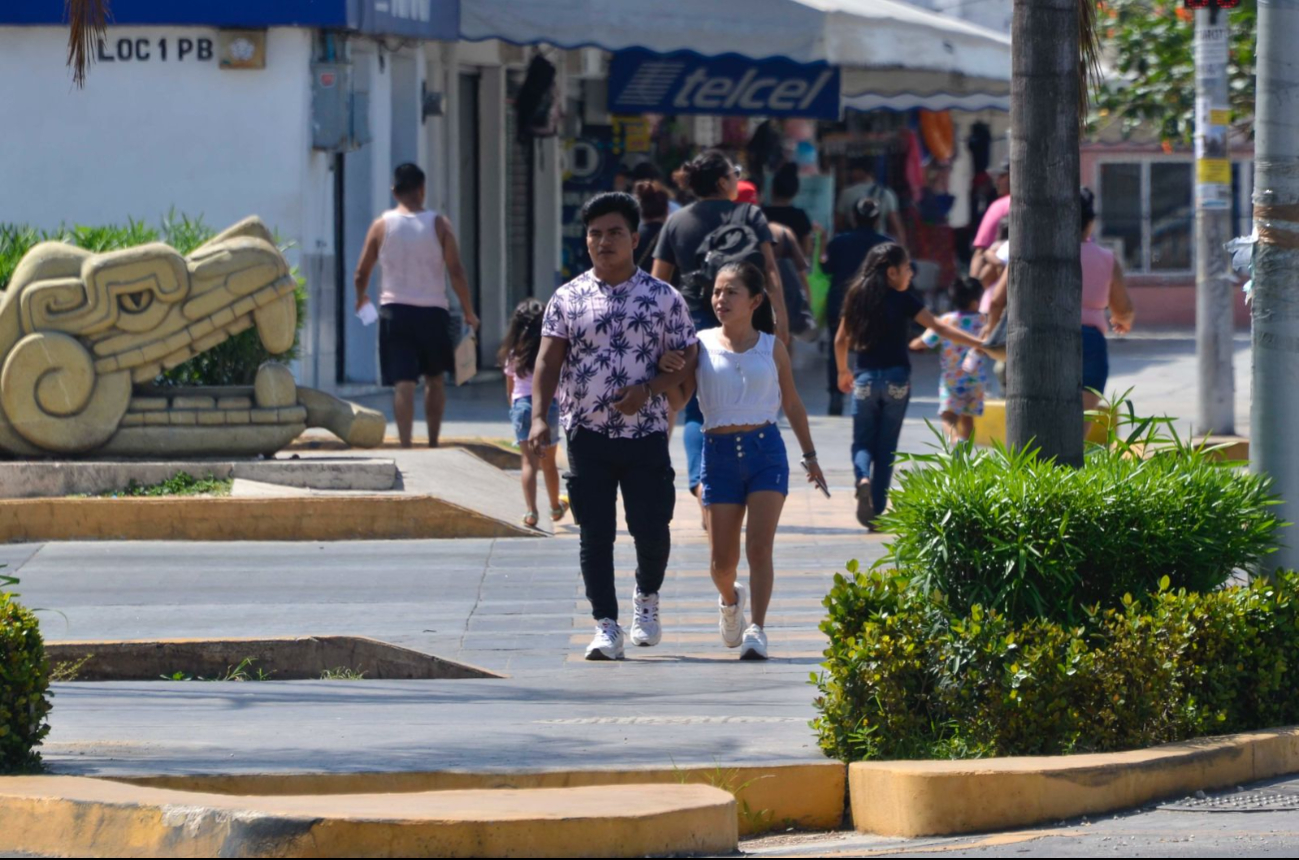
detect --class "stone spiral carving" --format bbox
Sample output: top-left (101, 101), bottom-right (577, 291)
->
top-left (1, 332), bottom-right (132, 453)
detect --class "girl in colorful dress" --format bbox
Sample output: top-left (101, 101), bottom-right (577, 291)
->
top-left (910, 277), bottom-right (988, 443)
top-left (500, 299), bottom-right (567, 529)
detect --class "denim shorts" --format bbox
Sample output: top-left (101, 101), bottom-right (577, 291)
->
top-left (1081, 325), bottom-right (1109, 394)
top-left (700, 424), bottom-right (789, 506)
top-left (509, 396), bottom-right (560, 446)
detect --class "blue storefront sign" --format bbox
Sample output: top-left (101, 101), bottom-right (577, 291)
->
top-left (609, 49), bottom-right (840, 120)
top-left (4, 0), bottom-right (458, 41)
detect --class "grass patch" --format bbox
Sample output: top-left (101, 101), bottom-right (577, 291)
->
top-left (89, 472), bottom-right (232, 498)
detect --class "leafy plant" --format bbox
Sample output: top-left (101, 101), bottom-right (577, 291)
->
top-left (813, 568), bottom-right (1299, 762)
top-left (671, 760), bottom-right (776, 834)
top-left (49, 653), bottom-right (93, 683)
top-left (0, 214), bottom-right (306, 387)
top-left (162, 657), bottom-right (273, 683)
top-left (876, 398), bottom-right (1280, 624)
top-left (94, 472), bottom-right (232, 498)
top-left (0, 578), bottom-right (52, 772)
top-left (320, 667), bottom-right (366, 681)
top-left (1092, 0), bottom-right (1256, 143)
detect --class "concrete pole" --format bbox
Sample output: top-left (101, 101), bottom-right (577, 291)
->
top-left (1194, 7), bottom-right (1235, 437)
top-left (1252, 0), bottom-right (1299, 571)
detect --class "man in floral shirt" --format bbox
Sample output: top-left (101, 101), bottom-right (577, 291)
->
top-left (529, 192), bottom-right (699, 661)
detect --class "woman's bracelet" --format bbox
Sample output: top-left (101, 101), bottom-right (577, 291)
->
top-left (802, 451), bottom-right (817, 461)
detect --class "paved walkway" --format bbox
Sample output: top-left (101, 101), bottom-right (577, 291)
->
top-left (11, 330), bottom-right (1275, 850)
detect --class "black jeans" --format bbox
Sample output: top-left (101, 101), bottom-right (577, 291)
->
top-left (566, 428), bottom-right (676, 622)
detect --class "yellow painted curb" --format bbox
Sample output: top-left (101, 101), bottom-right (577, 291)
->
top-left (0, 494), bottom-right (534, 542)
top-left (973, 399), bottom-right (1110, 448)
top-left (850, 727), bottom-right (1299, 837)
top-left (118, 761), bottom-right (847, 836)
top-left (0, 776), bottom-right (737, 858)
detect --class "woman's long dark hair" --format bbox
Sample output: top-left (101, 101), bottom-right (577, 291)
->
top-left (498, 298), bottom-right (546, 377)
top-left (841, 243), bottom-right (909, 352)
top-left (716, 261), bottom-right (775, 335)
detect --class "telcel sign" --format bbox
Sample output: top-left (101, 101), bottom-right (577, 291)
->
top-left (608, 50), bottom-right (841, 119)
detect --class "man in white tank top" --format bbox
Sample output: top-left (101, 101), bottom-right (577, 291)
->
top-left (354, 163), bottom-right (479, 448)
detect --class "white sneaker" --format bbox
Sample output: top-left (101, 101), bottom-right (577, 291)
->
top-left (630, 589), bottom-right (662, 647)
top-left (718, 583), bottom-right (747, 648)
top-left (740, 624), bottom-right (769, 661)
top-left (585, 618), bottom-right (625, 661)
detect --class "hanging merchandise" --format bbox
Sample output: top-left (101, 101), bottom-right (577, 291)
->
top-left (515, 54), bottom-right (558, 141)
top-left (902, 129), bottom-right (924, 204)
top-left (967, 122), bottom-right (992, 174)
top-left (919, 110), bottom-right (955, 163)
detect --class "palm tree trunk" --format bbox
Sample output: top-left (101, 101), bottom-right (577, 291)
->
top-left (66, 0), bottom-right (111, 87)
top-left (1007, 0), bottom-right (1084, 467)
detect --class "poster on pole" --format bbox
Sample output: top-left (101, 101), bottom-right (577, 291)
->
top-left (1193, 16), bottom-right (1232, 212)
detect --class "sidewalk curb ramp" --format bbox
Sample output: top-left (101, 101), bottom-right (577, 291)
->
top-left (45, 635), bottom-right (503, 681)
top-left (0, 777), bottom-right (737, 858)
top-left (850, 726), bottom-right (1299, 837)
top-left (0, 494), bottom-right (536, 541)
top-left (116, 761), bottom-right (847, 836)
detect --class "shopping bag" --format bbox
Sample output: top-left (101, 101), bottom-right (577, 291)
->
top-left (454, 330), bottom-right (478, 386)
top-left (809, 231), bottom-right (831, 325)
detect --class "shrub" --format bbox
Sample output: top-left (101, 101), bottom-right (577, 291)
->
top-left (0, 212), bottom-right (306, 387)
top-left (877, 405), bottom-right (1280, 624)
top-left (812, 568), bottom-right (1299, 762)
top-left (0, 582), bottom-right (52, 773)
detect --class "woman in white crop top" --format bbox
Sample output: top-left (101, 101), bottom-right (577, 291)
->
top-left (659, 261), bottom-right (823, 661)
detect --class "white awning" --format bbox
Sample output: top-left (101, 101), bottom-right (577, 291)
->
top-left (840, 68), bottom-right (1010, 113)
top-left (459, 0), bottom-right (1011, 81)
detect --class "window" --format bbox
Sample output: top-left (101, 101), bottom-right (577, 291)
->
top-left (1097, 158), bottom-right (1251, 275)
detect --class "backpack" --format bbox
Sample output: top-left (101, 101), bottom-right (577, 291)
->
top-left (680, 203), bottom-right (767, 325)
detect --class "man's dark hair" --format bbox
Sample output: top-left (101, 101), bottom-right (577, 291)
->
top-left (849, 157), bottom-right (874, 176)
top-left (393, 163), bottom-right (425, 195)
top-left (630, 162), bottom-right (663, 183)
top-left (581, 192), bottom-right (641, 233)
top-left (772, 162), bottom-right (800, 200)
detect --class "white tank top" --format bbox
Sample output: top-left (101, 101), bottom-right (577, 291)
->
top-left (696, 329), bottom-right (782, 432)
top-left (378, 209), bottom-right (449, 308)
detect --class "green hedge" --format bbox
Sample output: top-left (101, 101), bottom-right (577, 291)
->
top-left (0, 588), bottom-right (51, 773)
top-left (0, 213), bottom-right (305, 387)
top-left (877, 409), bottom-right (1279, 624)
top-left (813, 566), bottom-right (1299, 762)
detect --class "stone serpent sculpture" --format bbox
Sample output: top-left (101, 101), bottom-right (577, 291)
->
top-left (1, 217), bottom-right (385, 457)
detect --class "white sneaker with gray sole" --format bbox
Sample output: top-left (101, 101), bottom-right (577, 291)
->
top-left (585, 618), bottom-right (625, 661)
top-left (718, 583), bottom-right (747, 649)
top-left (740, 624), bottom-right (769, 661)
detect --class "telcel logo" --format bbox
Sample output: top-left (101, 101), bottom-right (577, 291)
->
top-left (672, 69), bottom-right (836, 112)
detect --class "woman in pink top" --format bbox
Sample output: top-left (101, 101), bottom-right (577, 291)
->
top-left (1078, 188), bottom-right (1135, 416)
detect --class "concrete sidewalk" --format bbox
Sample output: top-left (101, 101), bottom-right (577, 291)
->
top-left (17, 331), bottom-right (1237, 779)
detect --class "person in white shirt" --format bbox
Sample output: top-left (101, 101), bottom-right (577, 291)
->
top-left (353, 163), bottom-right (479, 448)
top-left (658, 261), bottom-right (825, 660)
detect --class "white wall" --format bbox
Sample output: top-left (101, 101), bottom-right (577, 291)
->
top-left (0, 26), bottom-right (315, 247)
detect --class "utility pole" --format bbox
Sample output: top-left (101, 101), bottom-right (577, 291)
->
top-left (1194, 5), bottom-right (1235, 437)
top-left (1253, 0), bottom-right (1299, 571)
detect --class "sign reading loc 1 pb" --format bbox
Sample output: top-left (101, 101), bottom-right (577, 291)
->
top-left (608, 49), bottom-right (841, 120)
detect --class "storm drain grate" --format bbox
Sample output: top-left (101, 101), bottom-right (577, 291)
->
top-left (1158, 785), bottom-right (1299, 813)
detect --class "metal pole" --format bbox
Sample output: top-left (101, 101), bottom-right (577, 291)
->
top-left (1253, 0), bottom-right (1299, 571)
top-left (1194, 7), bottom-right (1235, 437)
